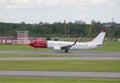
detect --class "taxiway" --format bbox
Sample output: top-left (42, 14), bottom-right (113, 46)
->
top-left (0, 57), bottom-right (120, 60)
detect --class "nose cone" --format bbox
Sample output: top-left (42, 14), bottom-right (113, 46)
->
top-left (29, 42), bottom-right (35, 48)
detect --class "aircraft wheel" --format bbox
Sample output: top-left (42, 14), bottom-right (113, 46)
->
top-left (65, 49), bottom-right (68, 53)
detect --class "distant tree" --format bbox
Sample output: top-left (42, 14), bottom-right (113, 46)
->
top-left (0, 22), bottom-right (119, 38)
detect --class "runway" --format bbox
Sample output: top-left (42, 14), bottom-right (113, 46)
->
top-left (0, 50), bottom-right (119, 78)
top-left (0, 70), bottom-right (120, 78)
top-left (0, 50), bottom-right (120, 57)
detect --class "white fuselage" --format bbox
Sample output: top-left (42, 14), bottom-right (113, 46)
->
top-left (47, 40), bottom-right (100, 50)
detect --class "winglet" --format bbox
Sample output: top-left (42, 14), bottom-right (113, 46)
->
top-left (73, 39), bottom-right (80, 45)
top-left (102, 29), bottom-right (107, 32)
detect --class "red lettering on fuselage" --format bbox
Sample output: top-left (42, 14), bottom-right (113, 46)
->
top-left (29, 39), bottom-right (47, 48)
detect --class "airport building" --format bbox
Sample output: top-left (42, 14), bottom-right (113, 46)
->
top-left (0, 31), bottom-right (32, 44)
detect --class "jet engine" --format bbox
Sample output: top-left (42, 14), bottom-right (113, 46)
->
top-left (53, 46), bottom-right (61, 50)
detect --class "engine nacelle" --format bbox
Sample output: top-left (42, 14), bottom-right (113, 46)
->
top-left (53, 46), bottom-right (61, 50)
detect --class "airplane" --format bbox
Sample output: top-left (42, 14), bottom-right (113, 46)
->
top-left (29, 30), bottom-right (106, 53)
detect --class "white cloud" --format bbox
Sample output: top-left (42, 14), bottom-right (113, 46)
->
top-left (0, 0), bottom-right (120, 23)
top-left (41, 0), bottom-right (59, 6)
top-left (33, 0), bottom-right (107, 6)
top-left (10, 0), bottom-right (31, 5)
top-left (6, 4), bottom-right (30, 9)
top-left (0, 0), bottom-right (5, 2)
top-left (39, 0), bottom-right (107, 5)
top-left (4, 0), bottom-right (32, 9)
top-left (2, 0), bottom-right (108, 9)
top-left (85, 0), bottom-right (107, 4)
top-left (31, 0), bottom-right (75, 6)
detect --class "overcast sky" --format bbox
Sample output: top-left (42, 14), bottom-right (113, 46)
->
top-left (0, 0), bottom-right (120, 24)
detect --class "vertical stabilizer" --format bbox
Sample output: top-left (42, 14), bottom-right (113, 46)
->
top-left (90, 30), bottom-right (106, 45)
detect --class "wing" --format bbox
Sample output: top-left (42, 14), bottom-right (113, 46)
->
top-left (63, 39), bottom-right (80, 49)
top-left (53, 39), bottom-right (80, 53)
top-left (61, 44), bottom-right (74, 50)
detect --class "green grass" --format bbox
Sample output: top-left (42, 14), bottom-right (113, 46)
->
top-left (0, 41), bottom-right (120, 51)
top-left (91, 41), bottom-right (120, 52)
top-left (0, 78), bottom-right (120, 83)
top-left (0, 54), bottom-right (68, 57)
top-left (0, 44), bottom-right (31, 50)
top-left (0, 60), bottom-right (119, 72)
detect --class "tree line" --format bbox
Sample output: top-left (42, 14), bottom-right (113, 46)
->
top-left (0, 21), bottom-right (120, 38)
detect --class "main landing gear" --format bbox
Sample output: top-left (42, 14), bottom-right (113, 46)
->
top-left (65, 49), bottom-right (68, 53)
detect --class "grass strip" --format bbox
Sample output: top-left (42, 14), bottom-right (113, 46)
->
top-left (0, 44), bottom-right (51, 50)
top-left (0, 60), bottom-right (119, 72)
top-left (91, 41), bottom-right (120, 52)
top-left (0, 78), bottom-right (120, 83)
top-left (0, 54), bottom-right (69, 57)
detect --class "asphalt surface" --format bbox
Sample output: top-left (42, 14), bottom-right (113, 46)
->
top-left (0, 70), bottom-right (120, 78)
top-left (0, 50), bottom-right (120, 57)
top-left (0, 57), bottom-right (120, 60)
